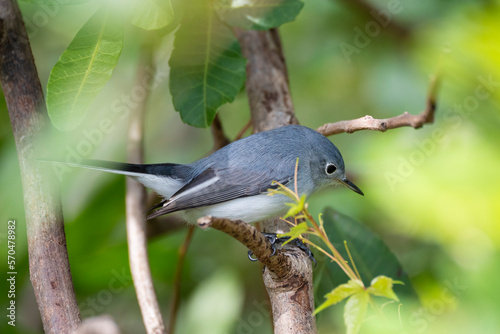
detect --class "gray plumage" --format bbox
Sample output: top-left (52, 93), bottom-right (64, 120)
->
top-left (58, 125), bottom-right (363, 223)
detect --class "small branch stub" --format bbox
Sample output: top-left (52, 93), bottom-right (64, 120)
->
top-left (317, 75), bottom-right (438, 136)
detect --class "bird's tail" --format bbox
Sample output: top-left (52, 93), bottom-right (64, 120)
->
top-left (46, 159), bottom-right (179, 177)
top-left (42, 159), bottom-right (190, 198)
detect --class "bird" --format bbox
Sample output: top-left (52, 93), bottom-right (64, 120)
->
top-left (57, 125), bottom-right (363, 224)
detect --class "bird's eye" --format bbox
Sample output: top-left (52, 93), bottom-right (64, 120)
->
top-left (326, 164), bottom-right (337, 175)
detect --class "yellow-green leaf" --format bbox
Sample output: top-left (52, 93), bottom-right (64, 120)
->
top-left (367, 275), bottom-right (403, 301)
top-left (47, 9), bottom-right (123, 131)
top-left (129, 0), bottom-right (174, 30)
top-left (344, 291), bottom-right (369, 334)
top-left (277, 221), bottom-right (308, 245)
top-left (313, 279), bottom-right (364, 315)
top-left (283, 194), bottom-right (306, 219)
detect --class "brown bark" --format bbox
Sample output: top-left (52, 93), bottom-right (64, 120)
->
top-left (235, 28), bottom-right (317, 334)
top-left (0, 1), bottom-right (80, 333)
top-left (235, 28), bottom-right (299, 132)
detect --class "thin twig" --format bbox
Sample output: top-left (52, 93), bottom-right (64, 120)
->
top-left (146, 215), bottom-right (185, 240)
top-left (169, 225), bottom-right (196, 334)
top-left (125, 43), bottom-right (166, 334)
top-left (317, 76), bottom-right (438, 136)
top-left (234, 119), bottom-right (252, 140)
top-left (210, 114), bottom-right (230, 151)
top-left (197, 216), bottom-right (292, 278)
top-left (337, 0), bottom-right (410, 39)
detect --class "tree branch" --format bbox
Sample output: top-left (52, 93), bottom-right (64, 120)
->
top-left (316, 76), bottom-right (438, 136)
top-left (337, 0), bottom-right (410, 39)
top-left (125, 43), bottom-right (166, 334)
top-left (235, 28), bottom-right (299, 132)
top-left (234, 119), bottom-right (252, 141)
top-left (197, 216), bottom-right (315, 333)
top-left (197, 216), bottom-right (292, 278)
top-left (1, 1), bottom-right (80, 333)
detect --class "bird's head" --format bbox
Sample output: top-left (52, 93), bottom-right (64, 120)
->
top-left (310, 133), bottom-right (364, 196)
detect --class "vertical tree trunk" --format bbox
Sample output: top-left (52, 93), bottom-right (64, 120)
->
top-left (236, 28), bottom-right (317, 334)
top-left (0, 1), bottom-right (80, 333)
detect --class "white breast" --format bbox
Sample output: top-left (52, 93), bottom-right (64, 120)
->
top-left (180, 193), bottom-right (292, 224)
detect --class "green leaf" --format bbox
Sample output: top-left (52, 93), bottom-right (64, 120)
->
top-left (283, 194), bottom-right (306, 219)
top-left (129, 0), bottom-right (174, 30)
top-left (367, 275), bottom-right (403, 302)
top-left (46, 9), bottom-right (123, 131)
top-left (169, 2), bottom-right (246, 128)
top-left (344, 291), bottom-right (369, 334)
top-left (215, 0), bottom-right (304, 30)
top-left (315, 208), bottom-right (417, 302)
top-left (277, 221), bottom-right (308, 245)
top-left (313, 279), bottom-right (364, 315)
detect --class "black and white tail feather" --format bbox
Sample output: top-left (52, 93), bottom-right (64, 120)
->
top-left (49, 159), bottom-right (194, 219)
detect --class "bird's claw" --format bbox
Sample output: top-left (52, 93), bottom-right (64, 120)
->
top-left (292, 238), bottom-right (317, 268)
top-left (248, 233), bottom-right (277, 261)
top-left (247, 233), bottom-right (316, 268)
top-left (247, 250), bottom-right (258, 262)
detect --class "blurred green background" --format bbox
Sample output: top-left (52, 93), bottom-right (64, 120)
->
top-left (1, 0), bottom-right (500, 333)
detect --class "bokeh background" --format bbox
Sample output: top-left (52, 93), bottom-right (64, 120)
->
top-left (1, 0), bottom-right (500, 333)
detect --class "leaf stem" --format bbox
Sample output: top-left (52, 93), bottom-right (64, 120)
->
top-left (345, 241), bottom-right (362, 281)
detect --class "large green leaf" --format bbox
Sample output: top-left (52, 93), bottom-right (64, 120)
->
top-left (215, 0), bottom-right (304, 30)
top-left (169, 1), bottom-right (246, 128)
top-left (129, 0), bottom-right (174, 30)
top-left (315, 208), bottom-right (417, 300)
top-left (47, 9), bottom-right (123, 131)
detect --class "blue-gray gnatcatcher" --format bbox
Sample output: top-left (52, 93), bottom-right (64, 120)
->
top-left (62, 125), bottom-right (363, 223)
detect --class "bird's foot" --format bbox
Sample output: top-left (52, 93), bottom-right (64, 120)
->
top-left (247, 233), bottom-right (277, 261)
top-left (247, 233), bottom-right (316, 268)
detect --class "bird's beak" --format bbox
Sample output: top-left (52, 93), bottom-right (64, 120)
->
top-left (340, 178), bottom-right (364, 196)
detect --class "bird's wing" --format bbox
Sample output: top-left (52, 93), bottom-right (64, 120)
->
top-left (146, 167), bottom-right (293, 220)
